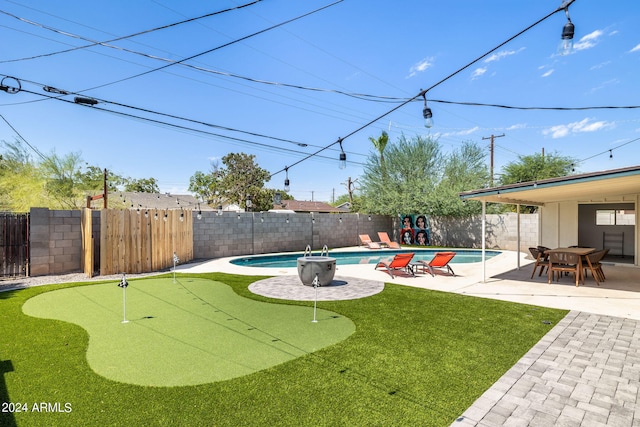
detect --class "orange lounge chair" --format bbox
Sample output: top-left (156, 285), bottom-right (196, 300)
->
top-left (359, 234), bottom-right (381, 249)
top-left (377, 232), bottom-right (401, 249)
top-left (421, 252), bottom-right (456, 277)
top-left (375, 253), bottom-right (415, 278)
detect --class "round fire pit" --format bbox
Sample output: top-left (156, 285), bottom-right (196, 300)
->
top-left (297, 256), bottom-right (336, 286)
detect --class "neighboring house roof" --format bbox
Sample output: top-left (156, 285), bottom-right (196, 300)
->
top-left (108, 192), bottom-right (213, 211)
top-left (335, 202), bottom-right (351, 212)
top-left (459, 165), bottom-right (640, 206)
top-left (272, 200), bottom-right (342, 213)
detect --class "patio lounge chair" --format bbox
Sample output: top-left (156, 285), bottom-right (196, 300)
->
top-left (359, 234), bottom-right (382, 249)
top-left (375, 253), bottom-right (415, 278)
top-left (419, 251), bottom-right (456, 277)
top-left (528, 247), bottom-right (549, 279)
top-left (377, 232), bottom-right (401, 249)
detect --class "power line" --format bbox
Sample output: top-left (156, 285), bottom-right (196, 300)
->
top-left (269, 1), bottom-right (576, 179)
top-left (0, 1), bottom-right (263, 63)
top-left (11, 83), bottom-right (368, 166)
top-left (0, 113), bottom-right (47, 160)
top-left (74, 1), bottom-right (344, 94)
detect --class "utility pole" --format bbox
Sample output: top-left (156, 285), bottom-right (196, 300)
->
top-left (482, 134), bottom-right (505, 187)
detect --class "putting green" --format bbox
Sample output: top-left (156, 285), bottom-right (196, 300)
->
top-left (22, 277), bottom-right (355, 387)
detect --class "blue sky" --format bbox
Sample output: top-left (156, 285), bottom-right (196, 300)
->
top-left (1, 0), bottom-right (639, 203)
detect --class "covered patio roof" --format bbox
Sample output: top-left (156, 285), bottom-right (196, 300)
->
top-left (459, 165), bottom-right (640, 206)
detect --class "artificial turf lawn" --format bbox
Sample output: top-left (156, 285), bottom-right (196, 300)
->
top-left (1, 272), bottom-right (568, 427)
top-left (21, 277), bottom-right (355, 386)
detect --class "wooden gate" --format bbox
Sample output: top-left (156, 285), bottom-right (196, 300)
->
top-left (0, 212), bottom-right (29, 278)
top-left (82, 208), bottom-right (193, 277)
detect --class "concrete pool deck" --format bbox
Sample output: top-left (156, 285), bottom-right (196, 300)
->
top-left (178, 248), bottom-right (640, 321)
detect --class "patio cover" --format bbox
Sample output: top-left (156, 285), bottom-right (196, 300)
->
top-left (458, 165), bottom-right (640, 282)
top-left (459, 165), bottom-right (640, 206)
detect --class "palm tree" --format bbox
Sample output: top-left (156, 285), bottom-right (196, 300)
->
top-left (369, 131), bottom-right (389, 173)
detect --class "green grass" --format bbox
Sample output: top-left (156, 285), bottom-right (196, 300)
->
top-left (1, 272), bottom-right (568, 427)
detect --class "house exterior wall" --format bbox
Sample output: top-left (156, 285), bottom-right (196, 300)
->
top-left (541, 200), bottom-right (638, 265)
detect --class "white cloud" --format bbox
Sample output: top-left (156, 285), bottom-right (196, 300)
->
top-left (541, 69), bottom-right (554, 78)
top-left (438, 127), bottom-right (480, 139)
top-left (542, 118), bottom-right (615, 139)
top-left (629, 43), bottom-right (640, 53)
top-left (590, 61), bottom-right (611, 70)
top-left (484, 47), bottom-right (525, 63)
top-left (573, 29), bottom-right (604, 51)
top-left (471, 67), bottom-right (487, 80)
top-left (506, 123), bottom-right (527, 131)
top-left (406, 57), bottom-right (434, 78)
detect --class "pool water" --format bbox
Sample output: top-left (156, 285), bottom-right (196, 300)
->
top-left (230, 249), bottom-right (500, 268)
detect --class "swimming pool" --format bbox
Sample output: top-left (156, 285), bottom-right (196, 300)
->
top-left (230, 249), bottom-right (501, 268)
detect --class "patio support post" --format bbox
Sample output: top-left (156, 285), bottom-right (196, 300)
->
top-left (517, 204), bottom-right (521, 270)
top-left (482, 200), bottom-right (486, 283)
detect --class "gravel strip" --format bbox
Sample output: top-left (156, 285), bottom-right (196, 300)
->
top-left (0, 270), bottom-right (170, 293)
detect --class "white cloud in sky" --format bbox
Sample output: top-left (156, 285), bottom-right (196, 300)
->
top-left (439, 127), bottom-right (480, 139)
top-left (629, 44), bottom-right (640, 53)
top-left (407, 57), bottom-right (434, 78)
top-left (506, 123), bottom-right (527, 131)
top-left (573, 29), bottom-right (604, 51)
top-left (542, 118), bottom-right (615, 139)
top-left (471, 67), bottom-right (487, 80)
top-left (590, 61), bottom-right (611, 70)
top-left (541, 69), bottom-right (554, 78)
top-left (484, 47), bottom-right (526, 63)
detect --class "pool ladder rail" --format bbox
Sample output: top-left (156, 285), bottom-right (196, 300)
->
top-left (303, 245), bottom-right (329, 257)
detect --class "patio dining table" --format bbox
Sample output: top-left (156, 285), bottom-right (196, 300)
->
top-left (545, 247), bottom-right (596, 286)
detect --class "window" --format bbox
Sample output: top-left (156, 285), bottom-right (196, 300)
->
top-left (596, 209), bottom-right (635, 226)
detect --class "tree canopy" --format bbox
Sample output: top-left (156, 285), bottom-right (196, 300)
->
top-left (189, 152), bottom-right (287, 212)
top-left (0, 139), bottom-right (159, 211)
top-left (498, 152), bottom-right (577, 185)
top-left (359, 134), bottom-right (492, 217)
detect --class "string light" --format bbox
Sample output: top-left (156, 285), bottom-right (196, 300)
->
top-left (558, 2), bottom-right (575, 56)
top-left (422, 92), bottom-right (433, 128)
top-left (284, 167), bottom-right (290, 192)
top-left (339, 139), bottom-right (346, 169)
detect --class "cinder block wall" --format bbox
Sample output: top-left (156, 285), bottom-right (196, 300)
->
top-left (29, 208), bottom-right (83, 276)
top-left (429, 213), bottom-right (538, 252)
top-left (28, 208), bottom-right (538, 276)
top-left (192, 212), bottom-right (393, 259)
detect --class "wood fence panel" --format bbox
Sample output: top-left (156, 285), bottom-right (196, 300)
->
top-left (81, 209), bottom-right (93, 277)
top-left (95, 209), bottom-right (193, 276)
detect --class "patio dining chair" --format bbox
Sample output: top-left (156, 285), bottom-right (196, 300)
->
top-left (529, 247), bottom-right (548, 279)
top-left (583, 248), bottom-right (609, 284)
top-left (548, 251), bottom-right (583, 286)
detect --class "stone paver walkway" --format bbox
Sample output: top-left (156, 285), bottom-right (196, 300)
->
top-left (452, 311), bottom-right (640, 426)
top-left (248, 275), bottom-right (384, 301)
